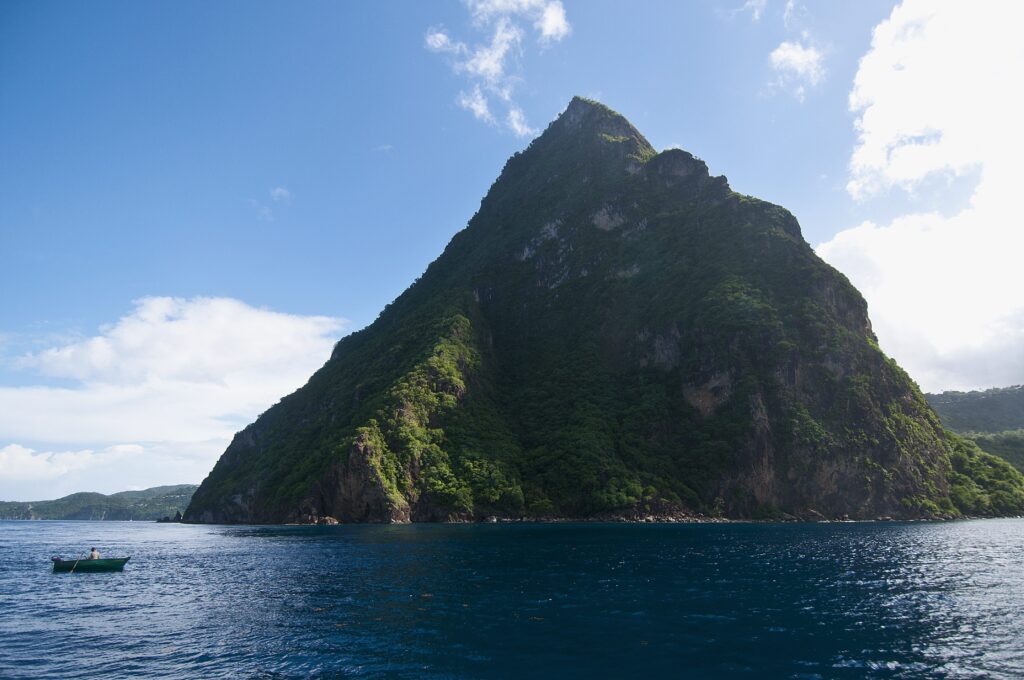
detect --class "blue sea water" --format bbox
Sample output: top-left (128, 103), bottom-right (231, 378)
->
top-left (1, 520), bottom-right (1023, 678)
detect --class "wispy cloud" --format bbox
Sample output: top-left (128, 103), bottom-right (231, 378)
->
top-left (250, 199), bottom-right (274, 222)
top-left (735, 0), bottom-right (822, 102)
top-left (0, 297), bottom-right (345, 499)
top-left (425, 0), bottom-right (570, 136)
top-left (506, 107), bottom-right (533, 136)
top-left (769, 38), bottom-right (825, 101)
top-left (733, 0), bottom-right (767, 22)
top-left (458, 85), bottom-right (495, 123)
top-left (251, 186), bottom-right (293, 221)
top-left (783, 0), bottom-right (799, 28)
top-left (425, 30), bottom-right (460, 53)
top-left (817, 0), bottom-right (1024, 391)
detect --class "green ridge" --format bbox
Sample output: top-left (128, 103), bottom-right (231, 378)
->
top-left (0, 485), bottom-right (197, 520)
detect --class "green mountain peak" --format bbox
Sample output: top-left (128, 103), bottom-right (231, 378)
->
top-left (559, 96), bottom-right (651, 145)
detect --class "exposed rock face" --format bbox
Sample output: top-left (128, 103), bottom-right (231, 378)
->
top-left (184, 97), bottom-right (1024, 524)
top-left (310, 432), bottom-right (410, 523)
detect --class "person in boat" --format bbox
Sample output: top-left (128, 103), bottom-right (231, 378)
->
top-left (89, 547), bottom-right (101, 560)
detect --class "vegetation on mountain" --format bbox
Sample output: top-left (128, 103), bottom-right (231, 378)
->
top-left (964, 430), bottom-right (1024, 474)
top-left (926, 386), bottom-right (1024, 474)
top-left (0, 485), bottom-right (197, 520)
top-left (946, 436), bottom-right (1024, 514)
top-left (185, 97), bottom-right (1024, 523)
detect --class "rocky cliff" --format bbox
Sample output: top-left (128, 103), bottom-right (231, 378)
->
top-left (185, 97), bottom-right (1024, 523)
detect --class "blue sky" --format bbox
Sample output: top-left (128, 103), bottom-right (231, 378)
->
top-left (2, 0), bottom-right (896, 335)
top-left (2, 0), bottom-right (1021, 498)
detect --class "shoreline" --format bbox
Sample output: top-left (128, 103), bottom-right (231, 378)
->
top-left (4, 514), bottom-right (1020, 524)
top-left (266, 513), bottom-right (1022, 526)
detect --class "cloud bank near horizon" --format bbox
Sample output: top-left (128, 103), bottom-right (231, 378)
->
top-left (0, 297), bottom-right (345, 500)
top-left (817, 0), bottom-right (1024, 393)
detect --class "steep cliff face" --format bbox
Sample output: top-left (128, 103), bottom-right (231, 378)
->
top-left (185, 97), bottom-right (1024, 524)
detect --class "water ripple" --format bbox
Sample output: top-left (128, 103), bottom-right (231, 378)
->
top-left (1, 520), bottom-right (1023, 678)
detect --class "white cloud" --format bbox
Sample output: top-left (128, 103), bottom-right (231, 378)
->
top-left (251, 187), bottom-right (291, 221)
top-left (467, 0), bottom-right (563, 25)
top-left (250, 199), bottom-right (273, 222)
top-left (0, 443), bottom-right (99, 483)
top-left (425, 1), bottom-right (570, 136)
top-left (458, 85), bottom-right (495, 123)
top-left (18, 297), bottom-right (340, 386)
top-left (535, 1), bottom-right (570, 42)
top-left (424, 30), bottom-right (462, 54)
top-left (462, 17), bottom-right (522, 84)
top-left (770, 40), bottom-right (825, 100)
top-left (783, 0), bottom-right (798, 28)
top-left (843, 1), bottom-right (1021, 201)
top-left (734, 0), bottom-right (767, 22)
top-left (506, 107), bottom-right (535, 136)
top-left (0, 442), bottom-right (220, 501)
top-left (0, 297), bottom-right (345, 499)
top-left (817, 0), bottom-right (1024, 392)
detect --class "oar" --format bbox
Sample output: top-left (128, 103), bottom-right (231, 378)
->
top-left (68, 552), bottom-right (86, 574)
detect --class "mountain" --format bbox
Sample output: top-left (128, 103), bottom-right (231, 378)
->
top-left (926, 386), bottom-right (1024, 433)
top-left (0, 484), bottom-right (197, 520)
top-left (185, 97), bottom-right (1024, 524)
top-left (926, 386), bottom-right (1024, 474)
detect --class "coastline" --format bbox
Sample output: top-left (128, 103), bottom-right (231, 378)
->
top-left (3, 514), bottom-right (1018, 524)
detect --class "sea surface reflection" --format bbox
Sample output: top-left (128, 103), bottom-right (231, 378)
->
top-left (1, 519), bottom-right (1022, 678)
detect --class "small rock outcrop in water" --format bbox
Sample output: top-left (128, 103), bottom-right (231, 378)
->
top-left (184, 97), bottom-right (1024, 524)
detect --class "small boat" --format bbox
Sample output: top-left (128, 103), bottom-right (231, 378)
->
top-left (51, 556), bottom-right (130, 573)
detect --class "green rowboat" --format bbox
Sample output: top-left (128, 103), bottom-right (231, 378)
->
top-left (51, 557), bottom-right (130, 573)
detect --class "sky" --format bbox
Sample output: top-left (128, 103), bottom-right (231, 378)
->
top-left (1, 0), bottom-right (1022, 499)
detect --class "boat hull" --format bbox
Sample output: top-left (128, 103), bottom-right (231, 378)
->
top-left (52, 557), bottom-right (130, 573)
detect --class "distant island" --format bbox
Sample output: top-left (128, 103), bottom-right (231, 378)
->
top-left (927, 386), bottom-right (1024, 474)
top-left (0, 484), bottom-right (197, 521)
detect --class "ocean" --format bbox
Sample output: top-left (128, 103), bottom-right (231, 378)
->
top-left (1, 519), bottom-right (1022, 678)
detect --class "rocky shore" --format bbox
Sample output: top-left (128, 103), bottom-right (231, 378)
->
top-left (284, 497), bottom-right (976, 526)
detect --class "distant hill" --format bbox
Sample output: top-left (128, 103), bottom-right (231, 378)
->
top-left (0, 484), bottom-right (197, 520)
top-left (926, 386), bottom-right (1024, 433)
top-left (926, 387), bottom-right (1024, 473)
